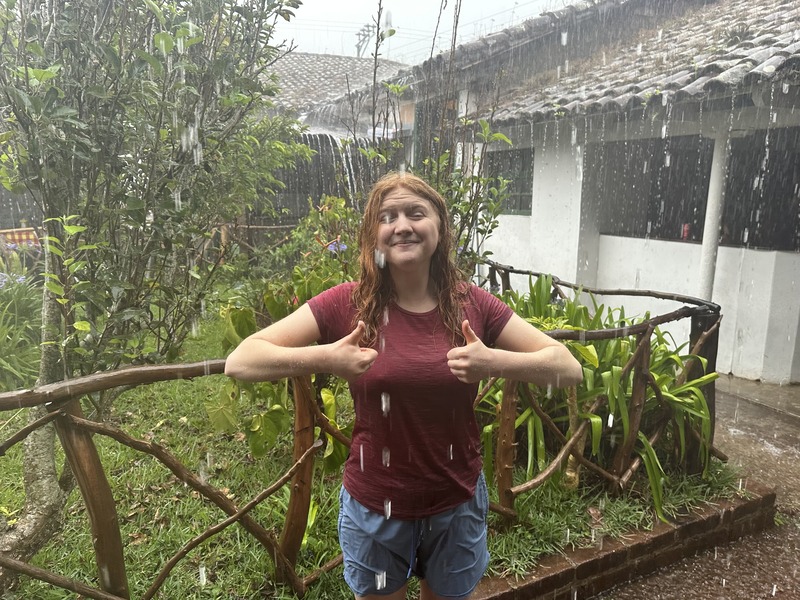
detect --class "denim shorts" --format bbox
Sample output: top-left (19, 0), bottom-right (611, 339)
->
top-left (338, 472), bottom-right (490, 598)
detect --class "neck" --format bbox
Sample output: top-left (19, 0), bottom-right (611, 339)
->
top-left (389, 268), bottom-right (437, 312)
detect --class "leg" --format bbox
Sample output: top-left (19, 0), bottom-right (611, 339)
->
top-left (356, 583), bottom-right (409, 600)
top-left (419, 579), bottom-right (473, 600)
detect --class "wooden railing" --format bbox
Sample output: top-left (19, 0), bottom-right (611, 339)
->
top-left (0, 265), bottom-right (722, 598)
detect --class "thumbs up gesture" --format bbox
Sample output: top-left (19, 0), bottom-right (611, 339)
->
top-left (447, 320), bottom-right (492, 383)
top-left (330, 321), bottom-right (379, 380)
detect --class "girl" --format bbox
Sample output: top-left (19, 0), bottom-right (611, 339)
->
top-left (225, 171), bottom-right (582, 600)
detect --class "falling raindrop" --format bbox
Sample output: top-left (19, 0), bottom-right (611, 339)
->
top-left (607, 413), bottom-right (614, 428)
top-left (374, 249), bottom-right (386, 268)
top-left (360, 445), bottom-right (364, 471)
top-left (560, 31), bottom-right (568, 46)
top-left (448, 444), bottom-right (453, 460)
top-left (382, 447), bottom-right (390, 467)
top-left (381, 392), bottom-right (390, 416)
top-left (383, 307), bottom-right (389, 325)
top-left (379, 333), bottom-right (386, 353)
top-left (375, 571), bottom-right (387, 591)
top-left (199, 563), bottom-right (207, 586)
top-left (546, 384), bottom-right (553, 399)
top-left (384, 499), bottom-right (392, 519)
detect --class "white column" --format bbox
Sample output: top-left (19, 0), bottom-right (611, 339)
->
top-left (698, 131), bottom-right (730, 301)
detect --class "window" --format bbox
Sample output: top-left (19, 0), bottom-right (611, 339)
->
top-left (486, 147), bottom-right (534, 214)
top-left (584, 135), bottom-right (714, 242)
top-left (722, 126), bottom-right (800, 251)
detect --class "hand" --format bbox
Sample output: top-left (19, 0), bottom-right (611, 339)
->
top-left (447, 320), bottom-right (493, 383)
top-left (329, 321), bottom-right (378, 380)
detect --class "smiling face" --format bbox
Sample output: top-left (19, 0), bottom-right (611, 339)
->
top-left (376, 186), bottom-right (442, 271)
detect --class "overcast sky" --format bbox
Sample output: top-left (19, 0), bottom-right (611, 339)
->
top-left (274, 0), bottom-right (580, 65)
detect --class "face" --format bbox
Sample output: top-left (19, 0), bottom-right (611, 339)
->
top-left (376, 186), bottom-right (441, 271)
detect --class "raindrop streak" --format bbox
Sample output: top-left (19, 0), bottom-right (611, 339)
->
top-left (360, 445), bottom-right (364, 471)
top-left (382, 447), bottom-right (390, 467)
top-left (448, 444), bottom-right (453, 460)
top-left (381, 392), bottom-right (390, 416)
top-left (384, 499), bottom-right (392, 519)
top-left (199, 563), bottom-right (207, 586)
top-left (607, 413), bottom-right (614, 428)
top-left (375, 571), bottom-right (387, 591)
top-left (374, 249), bottom-right (386, 268)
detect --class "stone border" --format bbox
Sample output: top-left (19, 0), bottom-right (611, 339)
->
top-left (472, 481), bottom-right (776, 599)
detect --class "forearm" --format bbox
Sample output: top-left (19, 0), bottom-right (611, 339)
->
top-left (488, 345), bottom-right (583, 388)
top-left (224, 339), bottom-right (331, 382)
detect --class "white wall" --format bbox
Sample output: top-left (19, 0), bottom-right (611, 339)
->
top-left (488, 225), bottom-right (800, 383)
top-left (481, 122), bottom-right (800, 383)
top-left (484, 122), bottom-right (585, 287)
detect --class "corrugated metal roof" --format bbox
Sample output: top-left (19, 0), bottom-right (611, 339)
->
top-left (489, 0), bottom-right (800, 124)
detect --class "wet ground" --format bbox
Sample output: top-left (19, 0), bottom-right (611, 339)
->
top-left (595, 376), bottom-right (800, 599)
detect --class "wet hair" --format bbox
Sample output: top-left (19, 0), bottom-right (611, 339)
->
top-left (352, 171), bottom-right (468, 347)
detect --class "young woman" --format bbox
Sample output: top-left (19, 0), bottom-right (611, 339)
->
top-left (225, 171), bottom-right (583, 600)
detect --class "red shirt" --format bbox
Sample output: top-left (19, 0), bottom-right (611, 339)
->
top-left (308, 282), bottom-right (513, 519)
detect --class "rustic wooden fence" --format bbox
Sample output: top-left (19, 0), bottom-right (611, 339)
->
top-left (0, 264), bottom-right (722, 598)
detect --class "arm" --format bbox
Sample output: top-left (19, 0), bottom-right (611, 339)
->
top-left (446, 313), bottom-right (583, 387)
top-left (224, 303), bottom-right (378, 382)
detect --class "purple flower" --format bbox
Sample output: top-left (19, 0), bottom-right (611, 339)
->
top-left (327, 240), bottom-right (347, 254)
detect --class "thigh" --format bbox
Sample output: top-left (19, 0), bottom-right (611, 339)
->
top-left (416, 472), bottom-right (490, 600)
top-left (339, 485), bottom-right (415, 597)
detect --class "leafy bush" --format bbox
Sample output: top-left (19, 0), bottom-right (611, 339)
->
top-left (0, 273), bottom-right (41, 391)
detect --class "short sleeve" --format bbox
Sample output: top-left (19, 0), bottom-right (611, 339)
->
top-left (306, 282), bottom-right (357, 344)
top-left (467, 285), bottom-right (514, 346)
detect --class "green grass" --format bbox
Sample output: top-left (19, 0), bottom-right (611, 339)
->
top-left (0, 315), bottom-right (745, 599)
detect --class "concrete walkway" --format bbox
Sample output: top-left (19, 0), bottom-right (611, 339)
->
top-left (716, 374), bottom-right (800, 420)
top-left (593, 376), bottom-right (800, 599)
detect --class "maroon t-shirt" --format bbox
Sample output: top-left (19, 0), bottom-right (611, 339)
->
top-left (307, 281), bottom-right (513, 519)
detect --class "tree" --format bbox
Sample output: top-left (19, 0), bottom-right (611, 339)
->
top-left (0, 0), bottom-right (305, 590)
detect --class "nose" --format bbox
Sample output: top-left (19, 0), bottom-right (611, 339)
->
top-left (393, 213), bottom-right (413, 234)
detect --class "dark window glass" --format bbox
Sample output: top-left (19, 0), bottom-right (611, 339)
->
top-left (486, 147), bottom-right (534, 214)
top-left (584, 135), bottom-right (713, 242)
top-left (722, 126), bottom-right (800, 251)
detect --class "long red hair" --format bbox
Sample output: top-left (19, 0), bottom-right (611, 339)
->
top-left (352, 171), bottom-right (468, 346)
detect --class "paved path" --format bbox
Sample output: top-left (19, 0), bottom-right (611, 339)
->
top-left (594, 378), bottom-right (800, 599)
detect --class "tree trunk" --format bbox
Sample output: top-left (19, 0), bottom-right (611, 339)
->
top-left (0, 241), bottom-right (68, 593)
top-left (0, 408), bottom-right (67, 593)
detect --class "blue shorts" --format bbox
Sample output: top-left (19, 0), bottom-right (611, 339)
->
top-left (338, 472), bottom-right (490, 598)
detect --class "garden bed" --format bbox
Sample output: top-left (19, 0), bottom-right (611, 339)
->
top-left (473, 480), bottom-right (776, 599)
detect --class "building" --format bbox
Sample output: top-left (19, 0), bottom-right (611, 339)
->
top-left (304, 0), bottom-right (800, 384)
